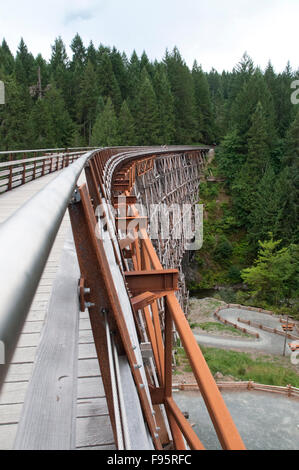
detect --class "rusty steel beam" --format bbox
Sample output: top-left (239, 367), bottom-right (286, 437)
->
top-left (113, 195), bottom-right (137, 206)
top-left (131, 292), bottom-right (157, 312)
top-left (165, 292), bottom-right (246, 450)
top-left (124, 269), bottom-right (179, 295)
top-left (116, 216), bottom-right (148, 231)
top-left (165, 397), bottom-right (205, 450)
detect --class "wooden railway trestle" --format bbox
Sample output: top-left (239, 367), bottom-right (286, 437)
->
top-left (68, 146), bottom-right (245, 450)
top-left (0, 145), bottom-right (245, 451)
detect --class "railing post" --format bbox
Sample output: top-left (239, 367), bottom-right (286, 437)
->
top-left (8, 166), bottom-right (13, 191)
top-left (22, 163), bottom-right (26, 185)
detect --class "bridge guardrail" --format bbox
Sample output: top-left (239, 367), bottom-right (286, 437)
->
top-left (0, 149), bottom-right (95, 383)
top-left (0, 149), bottom-right (95, 193)
top-left (0, 147), bottom-right (97, 162)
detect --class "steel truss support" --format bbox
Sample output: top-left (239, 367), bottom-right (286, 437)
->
top-left (67, 146), bottom-right (245, 451)
top-left (68, 184), bottom-right (162, 450)
top-left (118, 206), bottom-right (245, 450)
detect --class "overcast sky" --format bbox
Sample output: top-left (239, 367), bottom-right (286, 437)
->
top-left (0, 0), bottom-right (298, 72)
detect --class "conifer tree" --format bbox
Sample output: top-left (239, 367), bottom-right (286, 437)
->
top-left (43, 85), bottom-right (75, 147)
top-left (216, 129), bottom-right (245, 184)
top-left (127, 50), bottom-right (141, 101)
top-left (49, 37), bottom-right (69, 90)
top-left (15, 38), bottom-right (36, 88)
top-left (69, 34), bottom-right (87, 119)
top-left (247, 101), bottom-right (271, 178)
top-left (192, 61), bottom-right (214, 143)
top-left (135, 68), bottom-right (160, 145)
top-left (284, 108), bottom-right (299, 167)
top-left (76, 60), bottom-right (99, 144)
top-left (86, 41), bottom-right (98, 68)
top-left (152, 65), bottom-right (175, 144)
top-left (110, 47), bottom-right (130, 100)
top-left (232, 102), bottom-right (271, 225)
top-left (0, 39), bottom-right (15, 75)
top-left (164, 47), bottom-right (196, 143)
top-left (97, 52), bottom-right (122, 112)
top-left (91, 97), bottom-right (119, 147)
top-left (248, 166), bottom-right (280, 245)
top-left (118, 100), bottom-right (136, 145)
top-left (28, 97), bottom-right (56, 148)
top-left (231, 70), bottom-right (276, 149)
top-left (0, 74), bottom-right (30, 150)
top-left (274, 167), bottom-right (298, 243)
top-left (70, 34), bottom-right (86, 72)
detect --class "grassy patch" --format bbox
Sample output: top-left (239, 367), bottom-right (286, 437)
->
top-left (199, 321), bottom-right (251, 337)
top-left (201, 346), bottom-right (299, 387)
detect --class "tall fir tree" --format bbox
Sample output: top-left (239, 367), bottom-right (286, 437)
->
top-left (118, 100), bottom-right (136, 145)
top-left (192, 61), bottom-right (214, 143)
top-left (76, 60), bottom-right (99, 144)
top-left (43, 85), bottom-right (75, 147)
top-left (97, 52), bottom-right (122, 112)
top-left (0, 75), bottom-right (31, 150)
top-left (91, 97), bottom-right (119, 147)
top-left (0, 39), bottom-right (15, 75)
top-left (232, 102), bottom-right (271, 226)
top-left (135, 68), bottom-right (160, 145)
top-left (15, 38), bottom-right (36, 88)
top-left (164, 47), bottom-right (196, 143)
top-left (152, 65), bottom-right (175, 144)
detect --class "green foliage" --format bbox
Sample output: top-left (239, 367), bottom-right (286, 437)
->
top-left (118, 100), bottom-right (136, 145)
top-left (135, 69), bottom-right (160, 145)
top-left (199, 322), bottom-right (250, 336)
top-left (192, 61), bottom-right (214, 143)
top-left (241, 235), bottom-right (299, 305)
top-left (216, 129), bottom-right (245, 183)
top-left (201, 346), bottom-right (299, 387)
top-left (164, 47), bottom-right (197, 143)
top-left (214, 235), bottom-right (233, 262)
top-left (0, 74), bottom-right (31, 150)
top-left (0, 38), bottom-right (297, 312)
top-left (91, 97), bottom-right (120, 147)
top-left (152, 65), bottom-right (175, 144)
top-left (227, 265), bottom-right (242, 283)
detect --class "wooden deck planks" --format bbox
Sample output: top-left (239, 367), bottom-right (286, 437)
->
top-left (0, 171), bottom-right (76, 449)
top-left (14, 230), bottom-right (80, 450)
top-left (75, 311), bottom-right (114, 449)
top-left (0, 169), bottom-right (115, 450)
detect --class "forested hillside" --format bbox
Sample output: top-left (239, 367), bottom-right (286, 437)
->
top-left (0, 35), bottom-right (298, 313)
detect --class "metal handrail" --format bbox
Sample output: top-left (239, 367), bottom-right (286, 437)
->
top-left (0, 150), bottom-right (89, 193)
top-left (0, 147), bottom-right (98, 159)
top-left (0, 150), bottom-right (95, 384)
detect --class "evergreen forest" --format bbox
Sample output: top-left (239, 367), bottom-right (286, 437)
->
top-left (0, 36), bottom-right (298, 314)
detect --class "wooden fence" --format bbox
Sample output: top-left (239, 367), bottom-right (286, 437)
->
top-left (213, 304), bottom-right (299, 341)
top-left (174, 381), bottom-right (299, 399)
top-left (214, 310), bottom-right (260, 338)
top-left (238, 318), bottom-right (299, 341)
